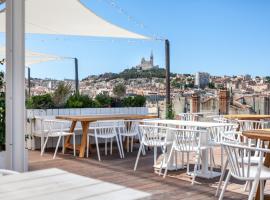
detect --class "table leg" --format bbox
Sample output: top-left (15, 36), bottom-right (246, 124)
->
top-left (64, 121), bottom-right (77, 151)
top-left (79, 121), bottom-right (90, 158)
top-left (194, 130), bottom-right (220, 178)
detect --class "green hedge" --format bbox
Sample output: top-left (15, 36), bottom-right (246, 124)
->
top-left (26, 93), bottom-right (146, 109)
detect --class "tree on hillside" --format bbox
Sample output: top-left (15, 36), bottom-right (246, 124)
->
top-left (95, 92), bottom-right (112, 107)
top-left (113, 83), bottom-right (126, 99)
top-left (52, 82), bottom-right (72, 108)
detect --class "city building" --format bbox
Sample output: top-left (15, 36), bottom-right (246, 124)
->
top-left (195, 72), bottom-right (210, 89)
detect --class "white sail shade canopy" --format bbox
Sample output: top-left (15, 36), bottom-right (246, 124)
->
top-left (0, 46), bottom-right (68, 66)
top-left (0, 0), bottom-right (150, 40)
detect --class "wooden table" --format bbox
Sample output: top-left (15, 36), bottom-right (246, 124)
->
top-left (243, 129), bottom-right (270, 200)
top-left (56, 114), bottom-right (158, 158)
top-left (0, 168), bottom-right (150, 200)
top-left (224, 114), bottom-right (270, 121)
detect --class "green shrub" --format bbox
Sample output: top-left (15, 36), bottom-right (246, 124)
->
top-left (95, 92), bottom-right (112, 107)
top-left (26, 94), bottom-right (54, 109)
top-left (122, 95), bottom-right (146, 107)
top-left (166, 103), bottom-right (175, 119)
top-left (66, 94), bottom-right (97, 108)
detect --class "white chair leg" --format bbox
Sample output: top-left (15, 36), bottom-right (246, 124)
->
top-left (138, 134), bottom-right (146, 156)
top-left (62, 136), bottom-right (65, 154)
top-left (118, 135), bottom-right (125, 158)
top-left (105, 138), bottom-right (107, 156)
top-left (220, 146), bottom-right (223, 168)
top-left (181, 152), bottom-right (184, 168)
top-left (40, 135), bottom-right (45, 154)
top-left (163, 148), bottom-right (174, 178)
top-left (192, 151), bottom-right (200, 185)
top-left (216, 159), bottom-right (228, 196)
top-left (248, 178), bottom-right (260, 200)
top-left (73, 133), bottom-right (76, 157)
top-left (244, 181), bottom-right (249, 192)
top-left (110, 138), bottom-right (113, 155)
top-left (134, 143), bottom-right (143, 171)
top-left (95, 136), bottom-right (101, 161)
top-left (115, 135), bottom-right (123, 159)
top-left (53, 136), bottom-right (62, 159)
top-left (41, 136), bottom-right (49, 156)
top-left (174, 151), bottom-right (178, 170)
top-left (186, 152), bottom-right (190, 174)
top-left (154, 146), bottom-right (157, 166)
top-left (218, 171), bottom-right (231, 200)
top-left (86, 135), bottom-right (89, 158)
top-left (131, 136), bottom-right (134, 152)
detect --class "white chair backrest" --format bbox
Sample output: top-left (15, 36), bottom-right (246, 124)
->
top-left (94, 126), bottom-right (116, 137)
top-left (179, 113), bottom-right (199, 121)
top-left (208, 124), bottom-right (238, 144)
top-left (238, 120), bottom-right (266, 132)
top-left (169, 128), bottom-right (205, 152)
top-left (43, 119), bottom-right (71, 133)
top-left (139, 124), bottom-right (169, 147)
top-left (222, 142), bottom-right (268, 180)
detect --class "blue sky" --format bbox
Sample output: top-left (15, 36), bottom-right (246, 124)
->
top-left (2, 0), bottom-right (270, 80)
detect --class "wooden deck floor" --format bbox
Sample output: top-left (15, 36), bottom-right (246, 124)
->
top-left (29, 146), bottom-right (249, 200)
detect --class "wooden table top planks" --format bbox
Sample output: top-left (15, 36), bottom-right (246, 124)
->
top-left (242, 129), bottom-right (270, 141)
top-left (56, 114), bottom-right (158, 122)
top-left (224, 114), bottom-right (270, 120)
top-left (0, 168), bottom-right (150, 200)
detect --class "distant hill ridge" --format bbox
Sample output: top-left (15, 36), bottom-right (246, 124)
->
top-left (82, 68), bottom-right (177, 81)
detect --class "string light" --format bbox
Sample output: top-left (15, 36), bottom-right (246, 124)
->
top-left (96, 0), bottom-right (165, 41)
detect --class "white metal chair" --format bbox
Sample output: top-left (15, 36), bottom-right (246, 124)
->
top-left (117, 120), bottom-right (141, 157)
top-left (40, 119), bottom-right (76, 159)
top-left (31, 116), bottom-right (71, 151)
top-left (179, 113), bottom-right (199, 121)
top-left (162, 128), bottom-right (209, 185)
top-left (87, 122), bottom-right (123, 161)
top-left (238, 120), bottom-right (267, 132)
top-left (219, 142), bottom-right (270, 200)
top-left (134, 125), bottom-right (171, 171)
top-left (216, 133), bottom-right (264, 196)
top-left (208, 124), bottom-right (238, 168)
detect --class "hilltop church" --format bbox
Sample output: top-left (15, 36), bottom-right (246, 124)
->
top-left (136, 52), bottom-right (159, 70)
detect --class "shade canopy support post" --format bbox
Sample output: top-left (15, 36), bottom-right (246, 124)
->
top-left (27, 67), bottom-right (31, 97)
top-left (165, 39), bottom-right (171, 116)
top-left (5, 0), bottom-right (26, 172)
top-left (74, 57), bottom-right (79, 94)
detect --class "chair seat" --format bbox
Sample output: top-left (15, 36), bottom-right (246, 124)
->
top-left (174, 145), bottom-right (210, 153)
top-left (118, 131), bottom-right (138, 137)
top-left (88, 133), bottom-right (117, 139)
top-left (232, 165), bottom-right (270, 180)
top-left (47, 131), bottom-right (74, 137)
top-left (142, 140), bottom-right (172, 147)
top-left (238, 156), bottom-right (265, 165)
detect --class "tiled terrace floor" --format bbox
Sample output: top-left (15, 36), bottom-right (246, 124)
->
top-left (28, 146), bottom-right (255, 200)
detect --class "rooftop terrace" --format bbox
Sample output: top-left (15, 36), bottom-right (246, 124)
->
top-left (28, 146), bottom-right (252, 200)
